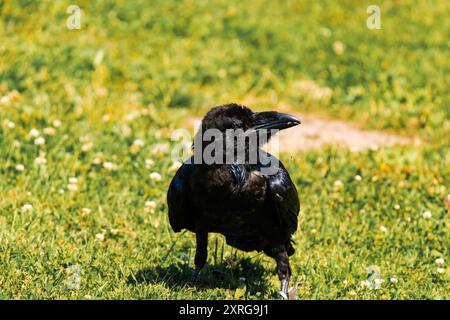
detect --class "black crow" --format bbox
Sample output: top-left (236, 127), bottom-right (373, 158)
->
top-left (167, 103), bottom-right (300, 299)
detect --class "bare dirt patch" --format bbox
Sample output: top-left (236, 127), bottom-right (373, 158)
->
top-left (276, 113), bottom-right (419, 153)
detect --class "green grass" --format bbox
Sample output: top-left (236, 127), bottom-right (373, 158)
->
top-left (0, 0), bottom-right (449, 299)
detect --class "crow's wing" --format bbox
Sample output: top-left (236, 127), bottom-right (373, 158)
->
top-left (266, 161), bottom-right (300, 236)
top-left (167, 159), bottom-right (195, 232)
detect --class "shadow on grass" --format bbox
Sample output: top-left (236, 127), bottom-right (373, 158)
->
top-left (128, 258), bottom-right (274, 296)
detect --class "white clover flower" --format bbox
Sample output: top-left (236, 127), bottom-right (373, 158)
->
top-left (79, 135), bottom-right (90, 143)
top-left (34, 154), bottom-right (47, 165)
top-left (333, 180), bottom-right (344, 191)
top-left (133, 139), bottom-right (145, 147)
top-left (67, 184), bottom-right (78, 191)
top-left (15, 164), bottom-right (25, 172)
top-left (390, 277), bottom-right (398, 284)
top-left (69, 177), bottom-right (78, 184)
top-left (0, 95), bottom-right (11, 105)
top-left (394, 204), bottom-right (401, 210)
top-left (437, 268), bottom-right (445, 274)
top-left (354, 175), bottom-right (362, 182)
top-left (5, 120), bottom-right (15, 129)
top-left (150, 172), bottom-right (162, 182)
top-left (360, 280), bottom-right (370, 288)
top-left (380, 225), bottom-right (388, 233)
top-left (82, 208), bottom-right (92, 214)
top-left (145, 159), bottom-right (155, 168)
top-left (103, 162), bottom-right (117, 171)
top-left (29, 128), bottom-right (40, 137)
top-left (435, 258), bottom-right (445, 265)
top-left (52, 119), bottom-right (62, 127)
top-left (342, 279), bottom-right (349, 286)
top-left (405, 217), bottom-right (411, 222)
top-left (423, 210), bottom-right (432, 219)
top-left (95, 233), bottom-right (105, 241)
top-left (34, 137), bottom-right (45, 145)
top-left (333, 41), bottom-right (345, 55)
top-left (144, 201), bottom-right (156, 213)
top-left (129, 139), bottom-right (145, 154)
top-left (145, 201), bottom-right (157, 209)
top-left (151, 143), bottom-right (169, 155)
top-left (92, 153), bottom-right (104, 165)
top-left (373, 278), bottom-right (384, 287)
top-left (81, 142), bottom-right (93, 152)
top-left (21, 204), bottom-right (33, 213)
top-left (121, 125), bottom-right (131, 137)
top-left (12, 140), bottom-right (21, 148)
top-left (43, 127), bottom-right (56, 136)
top-left (9, 90), bottom-right (20, 101)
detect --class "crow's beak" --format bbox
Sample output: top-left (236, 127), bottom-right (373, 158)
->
top-left (252, 111), bottom-right (301, 131)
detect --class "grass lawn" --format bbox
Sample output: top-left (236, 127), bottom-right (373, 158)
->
top-left (0, 0), bottom-right (449, 299)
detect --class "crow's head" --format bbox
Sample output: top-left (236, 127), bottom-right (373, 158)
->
top-left (201, 103), bottom-right (300, 134)
top-left (194, 104), bottom-right (300, 164)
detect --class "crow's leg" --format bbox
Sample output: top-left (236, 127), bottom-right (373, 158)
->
top-left (275, 250), bottom-right (291, 300)
top-left (190, 232), bottom-right (208, 285)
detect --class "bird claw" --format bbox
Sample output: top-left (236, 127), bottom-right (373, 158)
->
top-left (279, 291), bottom-right (288, 300)
top-left (188, 268), bottom-right (200, 286)
top-left (279, 278), bottom-right (290, 300)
